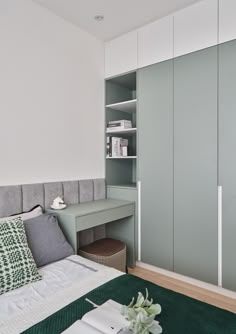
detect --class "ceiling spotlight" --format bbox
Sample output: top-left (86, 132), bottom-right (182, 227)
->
top-left (94, 15), bottom-right (104, 22)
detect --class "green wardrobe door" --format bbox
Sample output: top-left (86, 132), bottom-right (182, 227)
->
top-left (219, 40), bottom-right (236, 292)
top-left (138, 60), bottom-right (174, 270)
top-left (174, 46), bottom-right (218, 285)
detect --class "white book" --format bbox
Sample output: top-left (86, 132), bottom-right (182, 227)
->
top-left (109, 120), bottom-right (132, 125)
top-left (62, 300), bottom-right (131, 334)
top-left (111, 137), bottom-right (121, 157)
top-left (108, 120), bottom-right (132, 129)
top-left (120, 139), bottom-right (128, 157)
top-left (121, 146), bottom-right (128, 157)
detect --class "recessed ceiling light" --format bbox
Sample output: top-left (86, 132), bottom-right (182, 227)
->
top-left (94, 15), bottom-right (104, 22)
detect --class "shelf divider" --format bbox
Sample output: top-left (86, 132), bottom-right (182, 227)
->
top-left (106, 127), bottom-right (137, 135)
top-left (106, 156), bottom-right (137, 159)
top-left (106, 99), bottom-right (136, 113)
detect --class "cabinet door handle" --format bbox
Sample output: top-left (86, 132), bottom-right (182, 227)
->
top-left (138, 180), bottom-right (141, 261)
top-left (218, 185), bottom-right (222, 287)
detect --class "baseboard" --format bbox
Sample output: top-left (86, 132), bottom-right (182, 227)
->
top-left (136, 261), bottom-right (236, 299)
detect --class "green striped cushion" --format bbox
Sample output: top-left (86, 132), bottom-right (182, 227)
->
top-left (0, 217), bottom-right (41, 295)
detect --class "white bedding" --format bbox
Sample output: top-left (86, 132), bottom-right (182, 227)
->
top-left (0, 255), bottom-right (123, 334)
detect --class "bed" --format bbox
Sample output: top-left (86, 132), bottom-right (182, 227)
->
top-left (1, 254), bottom-right (236, 334)
top-left (1, 180), bottom-right (236, 334)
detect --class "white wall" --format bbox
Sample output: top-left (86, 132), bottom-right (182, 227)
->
top-left (0, 0), bottom-right (104, 186)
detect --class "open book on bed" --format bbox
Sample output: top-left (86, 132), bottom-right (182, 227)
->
top-left (63, 299), bottom-right (132, 334)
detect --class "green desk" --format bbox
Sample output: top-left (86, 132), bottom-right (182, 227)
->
top-left (46, 199), bottom-right (135, 267)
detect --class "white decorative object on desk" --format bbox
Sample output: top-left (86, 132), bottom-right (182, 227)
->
top-left (50, 197), bottom-right (67, 210)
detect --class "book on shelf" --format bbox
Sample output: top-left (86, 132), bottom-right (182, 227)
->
top-left (107, 120), bottom-right (132, 129)
top-left (106, 137), bottom-right (128, 157)
top-left (120, 138), bottom-right (128, 157)
top-left (106, 136), bottom-right (112, 157)
top-left (112, 137), bottom-right (121, 157)
top-left (62, 299), bottom-right (131, 334)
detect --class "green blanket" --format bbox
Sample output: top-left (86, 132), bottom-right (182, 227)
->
top-left (22, 274), bottom-right (236, 334)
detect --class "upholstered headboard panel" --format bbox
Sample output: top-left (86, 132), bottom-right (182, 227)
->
top-left (0, 179), bottom-right (106, 246)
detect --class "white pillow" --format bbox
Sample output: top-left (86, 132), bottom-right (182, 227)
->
top-left (0, 205), bottom-right (43, 222)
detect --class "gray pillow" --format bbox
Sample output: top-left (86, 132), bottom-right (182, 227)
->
top-left (24, 213), bottom-right (74, 267)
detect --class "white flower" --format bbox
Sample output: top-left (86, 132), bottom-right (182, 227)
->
top-left (121, 289), bottom-right (162, 334)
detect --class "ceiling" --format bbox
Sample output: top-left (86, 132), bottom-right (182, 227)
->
top-left (33, 0), bottom-right (201, 41)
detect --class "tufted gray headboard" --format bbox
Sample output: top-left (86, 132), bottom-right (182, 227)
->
top-left (0, 178), bottom-right (106, 247)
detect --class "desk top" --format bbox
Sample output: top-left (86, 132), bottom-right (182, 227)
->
top-left (46, 199), bottom-right (134, 217)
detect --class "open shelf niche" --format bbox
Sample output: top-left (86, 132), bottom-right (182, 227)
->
top-left (105, 71), bottom-right (137, 188)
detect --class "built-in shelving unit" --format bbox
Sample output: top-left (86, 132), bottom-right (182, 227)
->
top-left (105, 71), bottom-right (137, 188)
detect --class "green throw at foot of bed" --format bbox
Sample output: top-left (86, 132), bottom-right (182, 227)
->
top-left (22, 274), bottom-right (236, 334)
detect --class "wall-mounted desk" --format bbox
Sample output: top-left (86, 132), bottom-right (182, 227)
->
top-left (47, 199), bottom-right (135, 267)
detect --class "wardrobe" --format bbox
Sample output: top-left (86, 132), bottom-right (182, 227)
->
top-left (105, 0), bottom-right (236, 292)
top-left (139, 40), bottom-right (236, 291)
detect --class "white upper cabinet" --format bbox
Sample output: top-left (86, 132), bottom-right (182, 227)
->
top-left (174, 0), bottom-right (218, 58)
top-left (105, 31), bottom-right (138, 78)
top-left (138, 15), bottom-right (174, 68)
top-left (219, 0), bottom-right (236, 44)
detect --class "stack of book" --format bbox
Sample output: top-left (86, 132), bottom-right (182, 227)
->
top-left (107, 137), bottom-right (128, 157)
top-left (107, 120), bottom-right (132, 132)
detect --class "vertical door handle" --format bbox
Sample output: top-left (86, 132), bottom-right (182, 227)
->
top-left (218, 185), bottom-right (222, 287)
top-left (138, 181), bottom-right (141, 261)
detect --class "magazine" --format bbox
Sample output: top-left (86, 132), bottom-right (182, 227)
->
top-left (63, 299), bottom-right (132, 334)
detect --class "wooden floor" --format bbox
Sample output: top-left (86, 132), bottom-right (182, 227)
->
top-left (128, 266), bottom-right (236, 313)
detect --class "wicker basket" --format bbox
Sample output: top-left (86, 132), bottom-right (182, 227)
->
top-left (79, 238), bottom-right (126, 272)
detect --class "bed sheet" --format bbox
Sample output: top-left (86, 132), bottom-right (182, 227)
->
top-left (0, 255), bottom-right (123, 333)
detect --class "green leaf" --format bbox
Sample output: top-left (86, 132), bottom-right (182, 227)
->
top-left (135, 292), bottom-right (145, 307)
top-left (147, 304), bottom-right (162, 316)
top-left (147, 320), bottom-right (163, 334)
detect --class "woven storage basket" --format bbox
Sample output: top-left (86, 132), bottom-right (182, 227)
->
top-left (79, 238), bottom-right (126, 272)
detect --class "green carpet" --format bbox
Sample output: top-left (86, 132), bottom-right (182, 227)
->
top-left (22, 274), bottom-right (236, 334)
